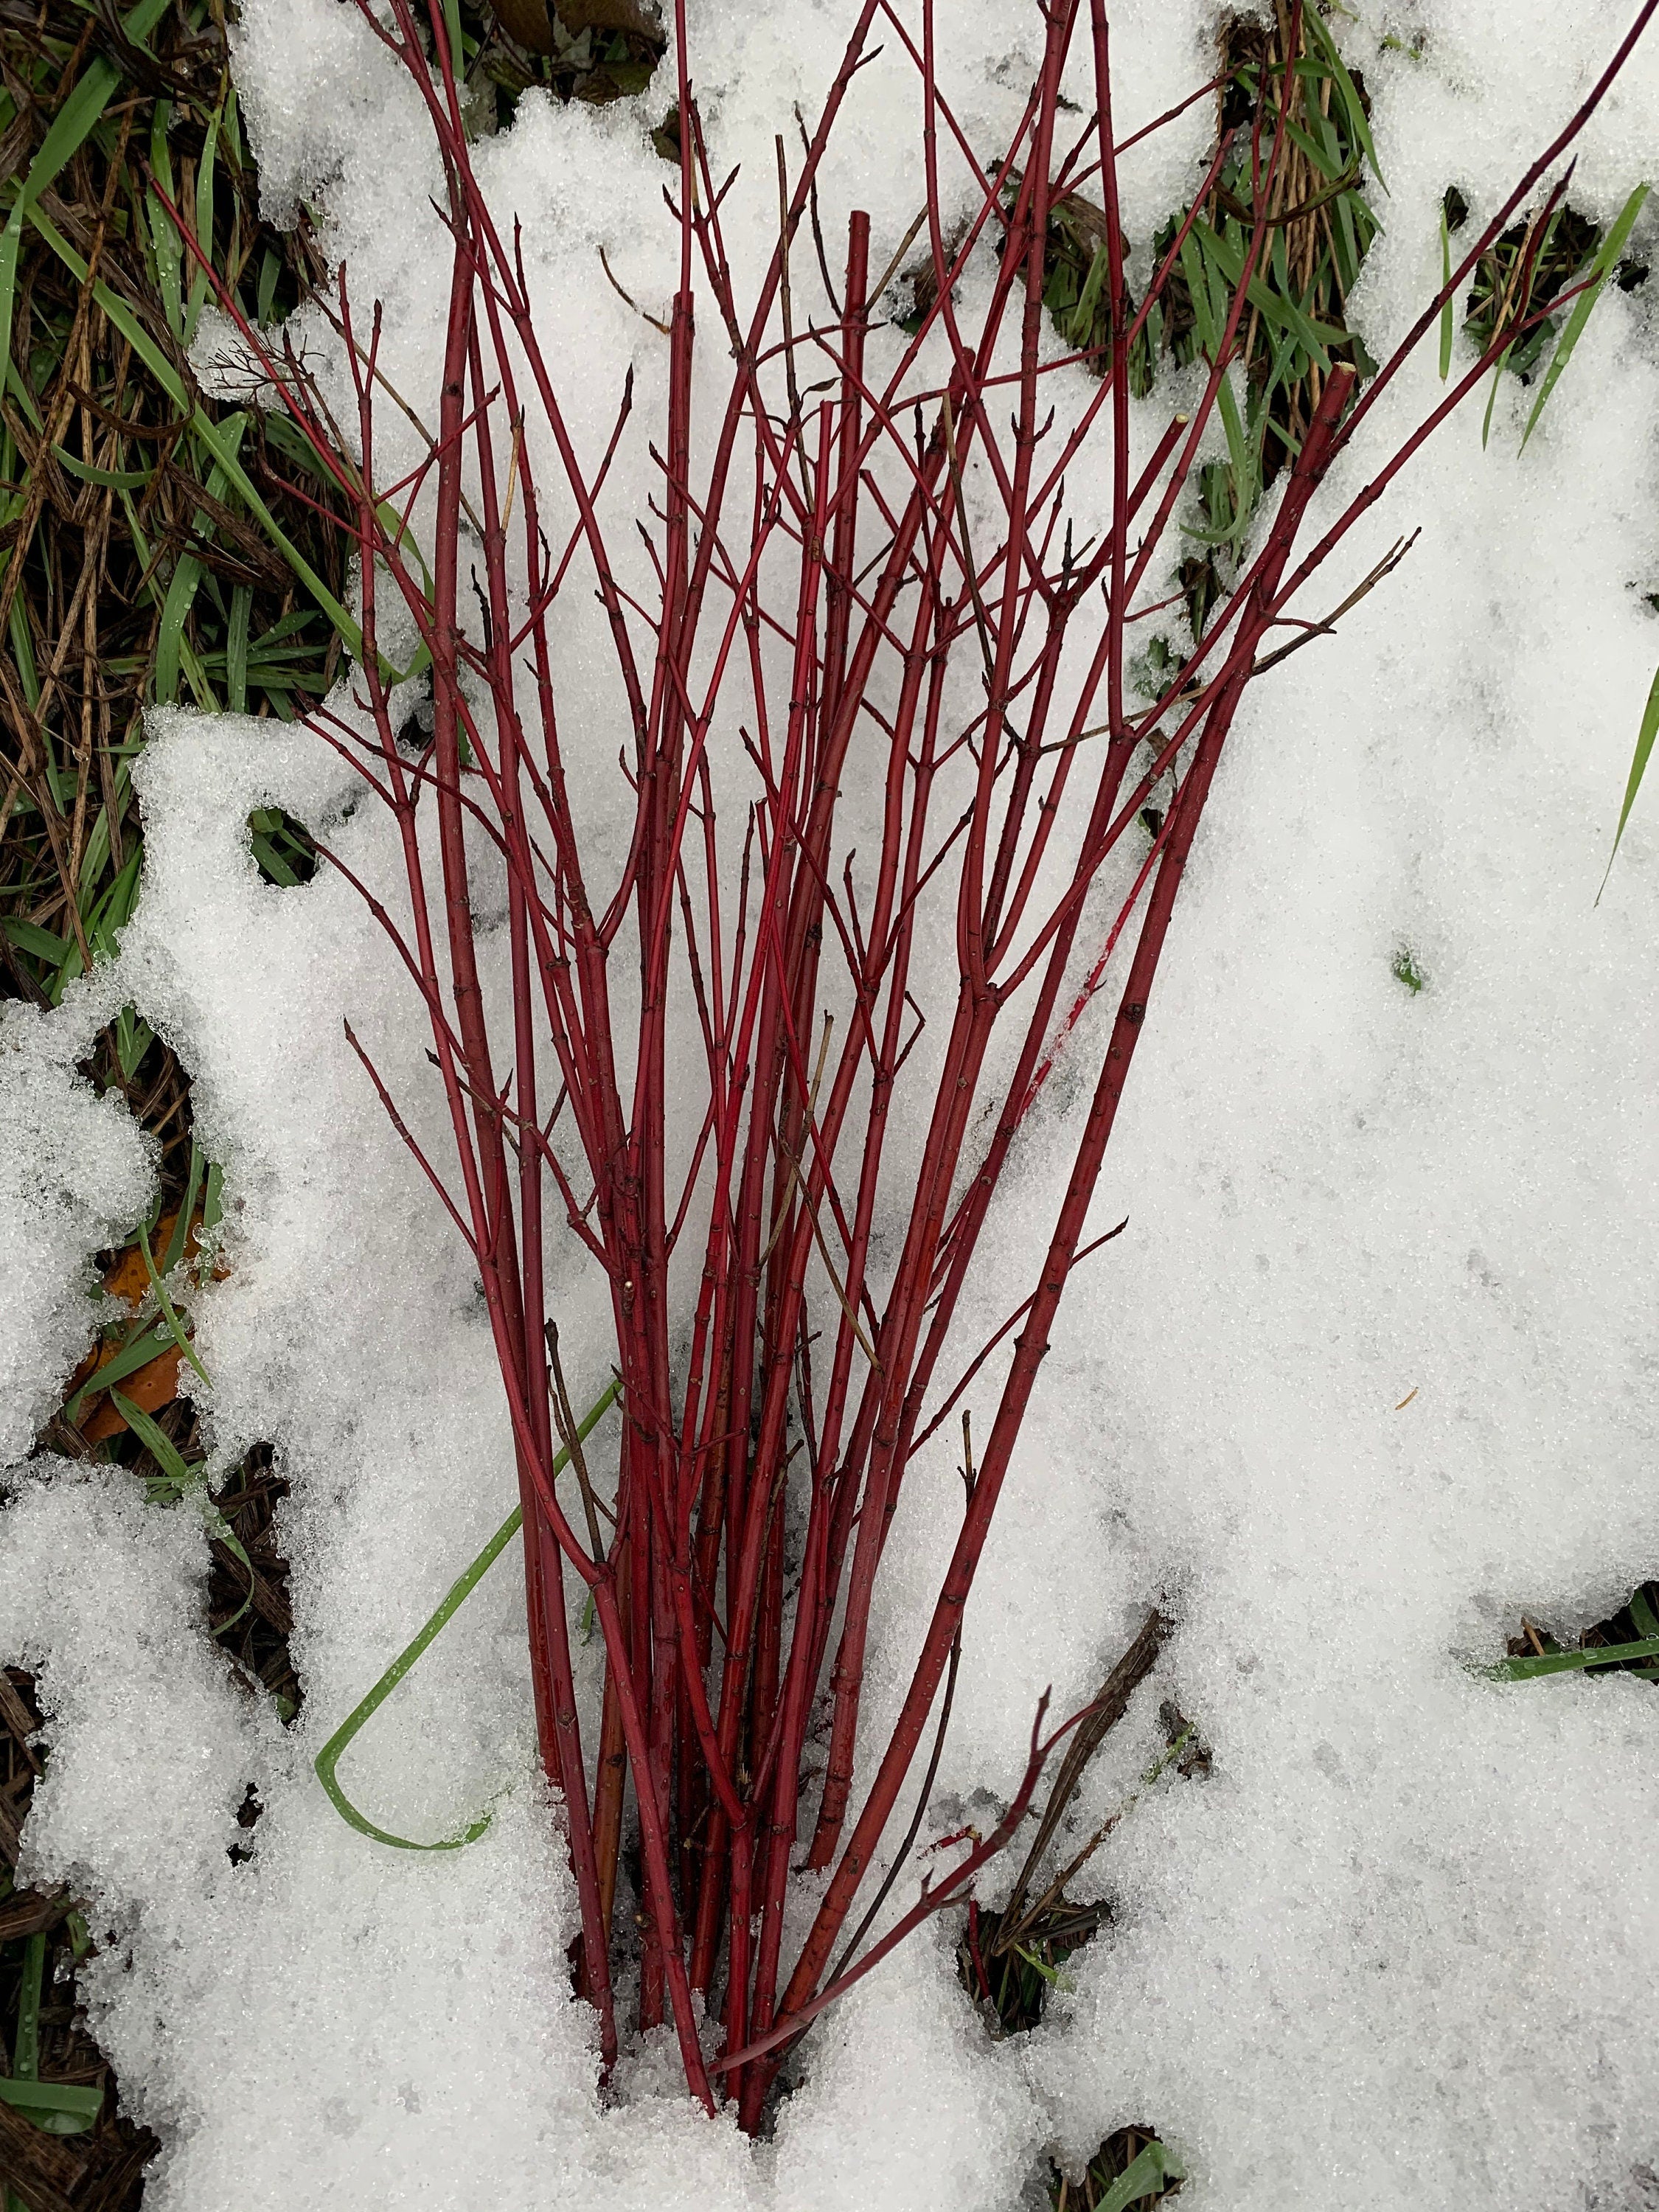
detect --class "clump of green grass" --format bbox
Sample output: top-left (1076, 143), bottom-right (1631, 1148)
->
top-left (0, 0), bottom-right (358, 1015)
top-left (1391, 945), bottom-right (1426, 994)
top-left (1450, 189), bottom-right (1604, 383)
top-left (1042, 2), bottom-right (1381, 664)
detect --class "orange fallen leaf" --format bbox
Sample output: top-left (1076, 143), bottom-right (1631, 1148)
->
top-left (80, 1346), bottom-right (185, 1445)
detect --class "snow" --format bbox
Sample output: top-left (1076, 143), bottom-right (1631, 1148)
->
top-left (0, 1010), bottom-right (154, 1465)
top-left (5, 1), bottom-right (1659, 2207)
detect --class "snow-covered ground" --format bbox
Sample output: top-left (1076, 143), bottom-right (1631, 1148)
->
top-left (4, 2), bottom-right (1659, 2206)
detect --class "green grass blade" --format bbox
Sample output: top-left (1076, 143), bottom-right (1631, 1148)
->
top-left (1093, 2140), bottom-right (1183, 2212)
top-left (440, 0), bottom-right (465, 76)
top-left (114, 1380), bottom-right (246, 1646)
top-left (1, 917), bottom-right (69, 963)
top-left (115, 1004), bottom-right (153, 1083)
top-left (108, 1389), bottom-right (192, 1490)
top-left (314, 1380), bottom-right (621, 1851)
top-left (161, 1141), bottom-right (206, 1275)
top-left (255, 245), bottom-right (280, 327)
top-left (13, 1930), bottom-right (43, 2076)
top-left (1521, 181), bottom-right (1649, 451)
top-left (156, 564), bottom-right (196, 702)
top-left (0, 2079), bottom-right (102, 2132)
top-left (1485, 1633), bottom-right (1659, 1680)
top-left (1215, 372), bottom-right (1254, 544)
top-left (227, 583), bottom-right (251, 712)
top-left (1178, 229), bottom-right (1217, 356)
top-left (1279, 109), bottom-right (1346, 184)
top-left (1304, 10), bottom-right (1387, 190)
top-left (0, 222), bottom-right (24, 428)
top-left (201, 1498), bottom-right (256, 1631)
top-left (156, 410), bottom-right (248, 703)
top-left (147, 101), bottom-right (183, 341)
top-left (1597, 656), bottom-right (1659, 901)
top-left (138, 1222), bottom-right (211, 1388)
top-left (49, 448), bottom-right (150, 490)
top-left (182, 98), bottom-right (221, 348)
top-left (1070, 240), bottom-right (1109, 350)
top-left (1439, 205), bottom-right (1454, 379)
top-left (84, 844), bottom-right (143, 958)
top-left (250, 831), bottom-right (301, 886)
top-left (1480, 341), bottom-right (1512, 448)
top-left (77, 801), bottom-right (116, 905)
top-left (51, 841), bottom-right (142, 995)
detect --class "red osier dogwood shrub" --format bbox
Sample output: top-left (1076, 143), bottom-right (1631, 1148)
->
top-left (179, 0), bottom-right (1653, 2126)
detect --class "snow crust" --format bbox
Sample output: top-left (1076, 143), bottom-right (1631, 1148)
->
top-left (4, 1), bottom-right (1659, 2206)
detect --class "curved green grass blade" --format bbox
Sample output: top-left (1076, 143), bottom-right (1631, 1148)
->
top-left (201, 1498), bottom-right (256, 1632)
top-left (49, 448), bottom-right (150, 490)
top-left (13, 1930), bottom-right (42, 2077)
top-left (1522, 182), bottom-right (1649, 452)
top-left (1597, 656), bottom-right (1659, 902)
top-left (137, 1222), bottom-right (211, 1388)
top-left (314, 1378), bottom-right (621, 1851)
top-left (1439, 205), bottom-right (1454, 379)
top-left (160, 1141), bottom-right (206, 1276)
top-left (111, 1382), bottom-right (264, 1633)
